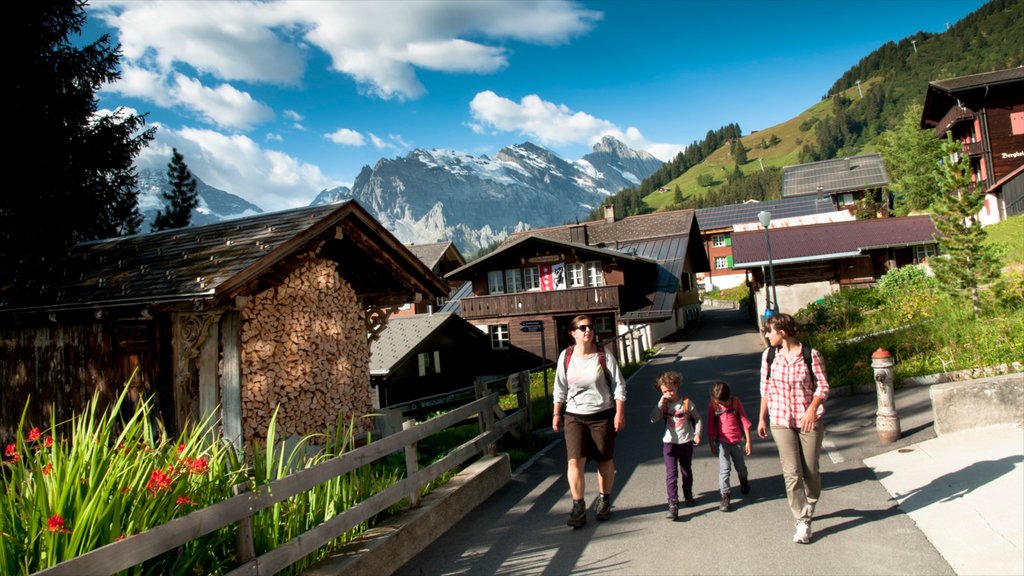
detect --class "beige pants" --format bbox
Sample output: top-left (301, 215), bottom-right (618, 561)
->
top-left (771, 425), bottom-right (823, 522)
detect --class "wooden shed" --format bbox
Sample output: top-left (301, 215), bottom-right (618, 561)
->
top-left (0, 201), bottom-right (449, 448)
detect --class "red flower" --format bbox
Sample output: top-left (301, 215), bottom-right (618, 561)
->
top-left (181, 456), bottom-right (209, 475)
top-left (145, 469), bottom-right (174, 495)
top-left (115, 534), bottom-right (126, 542)
top-left (176, 495), bottom-right (196, 507)
top-left (28, 427), bottom-right (41, 442)
top-left (44, 436), bottom-right (54, 448)
top-left (4, 443), bottom-right (18, 463)
top-left (48, 515), bottom-right (70, 533)
top-left (42, 463), bottom-right (53, 476)
top-left (178, 443), bottom-right (186, 454)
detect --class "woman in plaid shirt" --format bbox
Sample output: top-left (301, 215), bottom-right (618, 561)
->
top-left (756, 313), bottom-right (830, 544)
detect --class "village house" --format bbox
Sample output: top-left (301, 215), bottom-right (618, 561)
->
top-left (781, 152), bottom-right (891, 215)
top-left (920, 66), bottom-right (1024, 223)
top-left (0, 201), bottom-right (449, 448)
top-left (730, 215), bottom-right (939, 320)
top-left (391, 241), bottom-right (467, 317)
top-left (444, 206), bottom-right (709, 368)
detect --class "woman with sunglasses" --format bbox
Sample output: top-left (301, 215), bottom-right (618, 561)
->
top-left (553, 314), bottom-right (627, 528)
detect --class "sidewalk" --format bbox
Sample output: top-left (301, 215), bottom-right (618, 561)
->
top-left (864, 423), bottom-right (1024, 576)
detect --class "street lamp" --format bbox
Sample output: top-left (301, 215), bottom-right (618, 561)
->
top-left (757, 210), bottom-right (779, 316)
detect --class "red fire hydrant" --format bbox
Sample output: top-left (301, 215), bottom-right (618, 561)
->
top-left (871, 348), bottom-right (901, 444)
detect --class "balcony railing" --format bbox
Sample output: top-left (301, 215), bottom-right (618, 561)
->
top-left (961, 141), bottom-right (984, 157)
top-left (460, 285), bottom-right (622, 319)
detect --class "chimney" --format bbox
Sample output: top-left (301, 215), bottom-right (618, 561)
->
top-left (604, 204), bottom-right (615, 224)
top-left (569, 224), bottom-right (589, 245)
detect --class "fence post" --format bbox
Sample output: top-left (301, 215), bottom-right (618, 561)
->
top-left (232, 481), bottom-right (255, 563)
top-left (475, 379), bottom-right (497, 456)
top-left (402, 418), bottom-right (421, 507)
top-left (516, 371), bottom-right (532, 435)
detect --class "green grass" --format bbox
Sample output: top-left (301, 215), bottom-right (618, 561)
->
top-left (985, 214), bottom-right (1024, 266)
top-left (703, 284), bottom-right (749, 305)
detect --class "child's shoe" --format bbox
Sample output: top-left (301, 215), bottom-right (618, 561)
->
top-left (719, 493), bottom-right (731, 512)
top-left (666, 500), bottom-right (678, 521)
top-left (739, 475), bottom-right (750, 495)
top-left (683, 489), bottom-right (695, 506)
top-left (567, 499), bottom-right (587, 528)
top-left (596, 494), bottom-right (612, 521)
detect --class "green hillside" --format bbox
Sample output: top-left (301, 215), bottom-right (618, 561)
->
top-left (606, 0), bottom-right (1024, 216)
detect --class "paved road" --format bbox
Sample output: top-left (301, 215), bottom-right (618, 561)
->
top-left (395, 308), bottom-right (955, 575)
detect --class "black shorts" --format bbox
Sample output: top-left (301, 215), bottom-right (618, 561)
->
top-left (564, 410), bottom-right (617, 462)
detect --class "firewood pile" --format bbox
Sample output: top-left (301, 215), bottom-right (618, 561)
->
top-left (239, 256), bottom-right (373, 442)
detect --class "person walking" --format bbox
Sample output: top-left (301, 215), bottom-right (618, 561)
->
top-left (650, 371), bottom-right (702, 521)
top-left (706, 381), bottom-right (752, 512)
top-left (757, 313), bottom-right (830, 544)
top-left (552, 315), bottom-right (627, 528)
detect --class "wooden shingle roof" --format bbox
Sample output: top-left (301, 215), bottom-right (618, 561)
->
top-left (781, 154), bottom-right (889, 198)
top-left (0, 201), bottom-right (450, 315)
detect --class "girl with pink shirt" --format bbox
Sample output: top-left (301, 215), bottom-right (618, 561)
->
top-left (707, 381), bottom-right (752, 512)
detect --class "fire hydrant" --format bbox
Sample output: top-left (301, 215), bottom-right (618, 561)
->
top-left (872, 348), bottom-right (901, 444)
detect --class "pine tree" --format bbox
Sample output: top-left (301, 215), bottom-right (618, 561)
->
top-left (4, 1), bottom-right (154, 278)
top-left (878, 103), bottom-right (943, 215)
top-left (929, 135), bottom-right (1001, 317)
top-left (673, 185), bottom-right (684, 204)
top-left (153, 149), bottom-right (199, 231)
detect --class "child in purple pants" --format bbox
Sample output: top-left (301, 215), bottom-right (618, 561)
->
top-left (650, 371), bottom-right (702, 520)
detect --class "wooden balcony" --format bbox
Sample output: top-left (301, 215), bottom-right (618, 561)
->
top-left (460, 285), bottom-right (622, 320)
top-left (961, 141), bottom-right (984, 157)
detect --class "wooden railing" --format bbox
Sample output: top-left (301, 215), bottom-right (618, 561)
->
top-left (460, 285), bottom-right (622, 319)
top-left (33, 376), bottom-right (531, 576)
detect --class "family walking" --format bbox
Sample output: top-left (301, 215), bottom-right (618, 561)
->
top-left (554, 311), bottom-right (829, 544)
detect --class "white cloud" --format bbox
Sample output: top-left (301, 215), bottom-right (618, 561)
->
top-left (94, 1), bottom-right (600, 105)
top-left (265, 133), bottom-right (283, 142)
top-left (284, 110), bottom-right (304, 122)
top-left (469, 91), bottom-right (683, 161)
top-left (326, 128), bottom-right (365, 146)
top-left (171, 74), bottom-right (274, 130)
top-left (137, 126), bottom-right (338, 212)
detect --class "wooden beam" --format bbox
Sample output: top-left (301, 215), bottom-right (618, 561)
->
top-left (221, 311), bottom-right (242, 453)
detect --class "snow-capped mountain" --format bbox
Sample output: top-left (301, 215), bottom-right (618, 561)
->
top-left (136, 168), bottom-right (263, 230)
top-left (312, 136), bottom-right (662, 254)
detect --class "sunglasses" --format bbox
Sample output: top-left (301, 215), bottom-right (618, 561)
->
top-left (575, 324), bottom-right (593, 332)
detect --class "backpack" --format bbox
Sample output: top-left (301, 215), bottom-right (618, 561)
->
top-left (765, 342), bottom-right (817, 387)
top-left (563, 344), bottom-right (613, 387)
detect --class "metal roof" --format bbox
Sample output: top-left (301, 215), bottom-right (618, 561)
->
top-left (781, 154), bottom-right (889, 198)
top-left (695, 196), bottom-right (837, 231)
top-left (616, 235), bottom-right (689, 322)
top-left (731, 215), bottom-right (937, 267)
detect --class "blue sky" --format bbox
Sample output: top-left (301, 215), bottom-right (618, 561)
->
top-left (86, 0), bottom-right (988, 212)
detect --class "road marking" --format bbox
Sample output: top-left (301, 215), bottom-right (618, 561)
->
top-left (822, 437), bottom-right (845, 464)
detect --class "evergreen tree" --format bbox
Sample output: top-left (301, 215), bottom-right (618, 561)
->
top-left (877, 103), bottom-right (943, 215)
top-left (672, 185), bottom-right (684, 204)
top-left (732, 139), bottom-right (748, 164)
top-left (153, 149), bottom-right (199, 231)
top-left (4, 1), bottom-right (154, 278)
top-left (929, 135), bottom-right (1001, 317)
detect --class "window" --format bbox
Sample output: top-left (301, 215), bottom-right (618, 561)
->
top-left (568, 263), bottom-right (585, 287)
top-left (595, 317), bottom-right (613, 333)
top-left (523, 266), bottom-right (541, 290)
top-left (679, 272), bottom-right (692, 292)
top-left (417, 351), bottom-right (441, 376)
top-left (914, 244), bottom-right (939, 263)
top-left (504, 269), bottom-right (523, 293)
top-left (586, 261), bottom-right (604, 287)
top-left (712, 234), bottom-right (729, 248)
top-left (489, 324), bottom-right (509, 350)
top-left (714, 256), bottom-right (729, 270)
top-left (487, 270), bottom-right (504, 294)
top-left (837, 192), bottom-right (856, 207)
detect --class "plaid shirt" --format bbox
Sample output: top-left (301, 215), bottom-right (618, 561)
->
top-left (759, 346), bottom-right (830, 429)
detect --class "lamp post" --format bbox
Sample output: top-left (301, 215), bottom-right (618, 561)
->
top-left (757, 210), bottom-right (779, 316)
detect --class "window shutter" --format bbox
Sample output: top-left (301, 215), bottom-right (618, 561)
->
top-left (434, 351), bottom-right (441, 374)
top-left (725, 236), bottom-right (732, 247)
top-left (727, 256), bottom-right (734, 267)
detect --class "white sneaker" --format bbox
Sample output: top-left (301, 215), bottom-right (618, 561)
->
top-left (793, 520), bottom-right (812, 544)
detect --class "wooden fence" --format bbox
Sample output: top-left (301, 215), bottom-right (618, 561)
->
top-left (32, 374), bottom-right (532, 576)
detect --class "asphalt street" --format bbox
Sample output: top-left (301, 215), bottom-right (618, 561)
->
top-left (394, 307), bottom-right (957, 575)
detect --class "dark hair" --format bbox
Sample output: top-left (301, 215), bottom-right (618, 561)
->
top-left (569, 314), bottom-right (593, 333)
top-left (765, 312), bottom-right (799, 338)
top-left (654, 371), bottom-right (682, 390)
top-left (710, 381), bottom-right (731, 403)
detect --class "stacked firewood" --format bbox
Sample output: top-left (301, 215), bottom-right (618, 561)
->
top-left (239, 255), bottom-right (373, 441)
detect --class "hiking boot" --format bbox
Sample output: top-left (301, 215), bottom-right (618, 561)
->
top-left (683, 489), bottom-right (695, 507)
top-left (719, 493), bottom-right (731, 512)
top-left (666, 500), bottom-right (678, 521)
top-left (596, 494), bottom-right (612, 521)
top-left (567, 500), bottom-right (587, 528)
top-left (793, 520), bottom-right (812, 544)
top-left (739, 475), bottom-right (750, 495)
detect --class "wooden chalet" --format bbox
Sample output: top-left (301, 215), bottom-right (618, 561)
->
top-left (392, 241), bottom-right (467, 317)
top-left (695, 196), bottom-right (846, 292)
top-left (0, 201), bottom-right (449, 448)
top-left (445, 206), bottom-right (709, 366)
top-left (781, 153), bottom-right (891, 215)
top-left (920, 66), bottom-right (1024, 223)
top-left (730, 215), bottom-right (939, 320)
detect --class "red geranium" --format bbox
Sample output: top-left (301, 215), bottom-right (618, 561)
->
top-left (48, 515), bottom-right (70, 533)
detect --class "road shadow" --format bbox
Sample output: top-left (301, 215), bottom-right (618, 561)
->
top-left (887, 454), bottom-right (1023, 513)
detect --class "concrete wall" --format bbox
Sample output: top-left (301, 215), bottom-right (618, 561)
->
top-left (930, 373), bottom-right (1024, 435)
